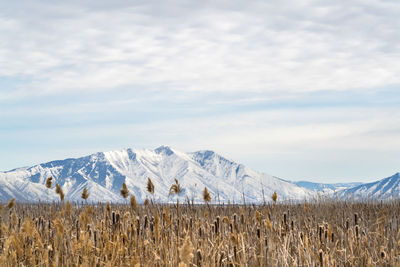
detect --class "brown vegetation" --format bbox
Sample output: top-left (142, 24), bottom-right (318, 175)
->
top-left (120, 183), bottom-right (129, 199)
top-left (0, 198), bottom-right (400, 266)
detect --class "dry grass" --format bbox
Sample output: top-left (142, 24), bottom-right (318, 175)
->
top-left (0, 199), bottom-right (399, 266)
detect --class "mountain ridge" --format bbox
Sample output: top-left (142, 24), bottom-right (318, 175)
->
top-left (293, 181), bottom-right (363, 194)
top-left (335, 172), bottom-right (400, 200)
top-left (1, 146), bottom-right (398, 202)
top-left (0, 146), bottom-right (311, 203)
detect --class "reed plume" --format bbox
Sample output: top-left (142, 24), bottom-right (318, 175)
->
top-left (203, 187), bottom-right (211, 203)
top-left (146, 177), bottom-right (155, 195)
top-left (6, 198), bottom-right (15, 209)
top-left (45, 176), bottom-right (53, 189)
top-left (169, 179), bottom-right (183, 196)
top-left (55, 183), bottom-right (65, 201)
top-left (271, 191), bottom-right (278, 203)
top-left (81, 187), bottom-right (90, 202)
top-left (120, 182), bottom-right (129, 199)
top-left (130, 195), bottom-right (137, 213)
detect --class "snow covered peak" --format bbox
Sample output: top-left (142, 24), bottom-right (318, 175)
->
top-left (3, 146), bottom-right (398, 202)
top-left (335, 172), bottom-right (400, 200)
top-left (155, 145), bottom-right (175, 156)
top-left (0, 146), bottom-right (313, 203)
top-left (190, 150), bottom-right (235, 167)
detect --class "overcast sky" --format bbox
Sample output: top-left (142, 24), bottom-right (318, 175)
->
top-left (1, 0), bottom-right (399, 182)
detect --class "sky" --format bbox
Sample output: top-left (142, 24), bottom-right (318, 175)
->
top-left (0, 0), bottom-right (399, 183)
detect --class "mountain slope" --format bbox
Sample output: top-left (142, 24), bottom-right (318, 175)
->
top-left (335, 172), bottom-right (400, 200)
top-left (293, 181), bottom-right (363, 194)
top-left (0, 146), bottom-right (311, 203)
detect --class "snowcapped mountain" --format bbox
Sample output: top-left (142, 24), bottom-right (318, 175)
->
top-left (0, 146), bottom-right (311, 203)
top-left (335, 172), bottom-right (400, 200)
top-left (293, 181), bottom-right (363, 194)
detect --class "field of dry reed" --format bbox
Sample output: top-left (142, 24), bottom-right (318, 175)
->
top-left (0, 197), bottom-right (399, 266)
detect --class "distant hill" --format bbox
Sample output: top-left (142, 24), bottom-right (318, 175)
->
top-left (335, 172), bottom-right (400, 200)
top-left (293, 181), bottom-right (363, 194)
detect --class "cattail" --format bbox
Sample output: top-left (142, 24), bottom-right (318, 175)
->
top-left (196, 249), bottom-right (202, 266)
top-left (81, 187), bottom-right (90, 201)
top-left (130, 195), bottom-right (137, 213)
top-left (219, 251), bottom-right (224, 266)
top-left (203, 187), bottom-right (211, 203)
top-left (2, 191), bottom-right (399, 266)
top-left (319, 226), bottom-right (323, 241)
top-left (65, 201), bottom-right (72, 217)
top-left (124, 211), bottom-right (131, 222)
top-left (6, 198), bottom-right (15, 209)
top-left (144, 215), bottom-right (148, 229)
top-left (255, 210), bottom-right (262, 223)
top-left (231, 232), bottom-right (239, 246)
top-left (55, 183), bottom-right (65, 201)
top-left (305, 202), bottom-right (310, 213)
top-left (120, 182), bottom-right (129, 199)
top-left (271, 191), bottom-right (278, 203)
top-left (319, 249), bottom-right (323, 266)
top-left (146, 177), bottom-right (155, 195)
top-left (380, 247), bottom-right (386, 260)
top-left (53, 215), bottom-right (64, 238)
top-left (45, 176), bottom-right (53, 189)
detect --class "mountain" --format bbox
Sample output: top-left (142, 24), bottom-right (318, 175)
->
top-left (0, 146), bottom-right (311, 203)
top-left (293, 181), bottom-right (363, 194)
top-left (335, 172), bottom-right (400, 200)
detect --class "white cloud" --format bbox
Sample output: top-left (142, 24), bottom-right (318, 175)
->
top-left (1, 0), bottom-right (400, 97)
top-left (1, 1), bottom-right (400, 181)
top-left (1, 102), bottom-right (399, 180)
top-left (8, 106), bottom-right (398, 153)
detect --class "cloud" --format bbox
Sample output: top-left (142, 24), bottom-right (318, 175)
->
top-left (1, 1), bottom-right (400, 181)
top-left (1, 0), bottom-right (400, 97)
top-left (4, 103), bottom-right (399, 150)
